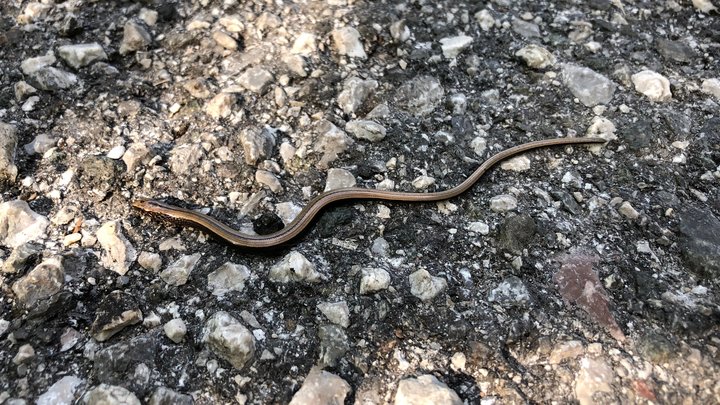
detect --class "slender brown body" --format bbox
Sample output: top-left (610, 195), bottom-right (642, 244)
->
top-left (132, 137), bottom-right (606, 248)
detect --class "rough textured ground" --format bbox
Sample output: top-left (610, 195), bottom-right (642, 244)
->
top-left (1, 0), bottom-right (719, 404)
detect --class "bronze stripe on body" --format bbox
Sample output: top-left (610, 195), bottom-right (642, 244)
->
top-left (132, 137), bottom-right (606, 248)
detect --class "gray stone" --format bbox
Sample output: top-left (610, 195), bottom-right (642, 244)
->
top-left (318, 324), bottom-right (349, 367)
top-left (137, 251), bottom-right (162, 272)
top-left (119, 21), bottom-right (152, 55)
top-left (337, 77), bottom-right (378, 114)
top-left (394, 76), bottom-right (444, 116)
top-left (205, 93), bottom-right (236, 119)
top-left (21, 54), bottom-right (56, 75)
top-left (488, 276), bottom-right (531, 307)
top-left (0, 200), bottom-right (50, 248)
top-left (439, 35), bottom-right (473, 58)
top-left (317, 301), bottom-right (350, 328)
top-left (561, 64), bottom-right (616, 107)
top-left (631, 70), bottom-right (672, 102)
top-left (656, 39), bottom-right (695, 62)
top-left (12, 258), bottom-right (63, 308)
top-left (489, 194), bottom-right (517, 212)
top-left (169, 143), bottom-right (205, 174)
top-left (148, 387), bottom-right (193, 405)
top-left (0, 122), bottom-right (18, 182)
top-left (238, 67), bottom-right (273, 93)
top-left (408, 269), bottom-right (446, 301)
top-left (208, 262), bottom-right (251, 297)
top-left (2, 242), bottom-right (42, 274)
top-left (96, 221), bottom-right (137, 276)
top-left (516, 44), bottom-right (556, 69)
top-left (360, 267), bottom-right (391, 294)
top-left (498, 214), bottom-right (536, 254)
top-left (574, 357), bottom-right (615, 405)
top-left (83, 384), bottom-right (141, 405)
top-left (512, 18), bottom-right (541, 38)
top-left (289, 367), bottom-right (351, 405)
top-left (315, 120), bottom-right (353, 169)
top-left (240, 127), bottom-right (276, 165)
top-left (678, 206), bottom-right (720, 279)
top-left (269, 251), bottom-right (321, 283)
top-left (395, 375), bottom-right (462, 405)
top-left (204, 311), bottom-right (256, 369)
top-left (24, 133), bottom-right (55, 155)
top-left (255, 169), bottom-right (283, 193)
top-left (345, 120), bottom-right (387, 142)
top-left (159, 253), bottom-right (201, 286)
top-left (163, 319), bottom-right (187, 343)
top-left (37, 376), bottom-right (84, 405)
top-left (324, 168), bottom-right (356, 191)
top-left (29, 67), bottom-right (78, 91)
top-left (331, 27), bottom-right (366, 58)
top-left (57, 43), bottom-right (108, 69)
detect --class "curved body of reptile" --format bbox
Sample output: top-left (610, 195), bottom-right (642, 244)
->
top-left (132, 137), bottom-right (606, 248)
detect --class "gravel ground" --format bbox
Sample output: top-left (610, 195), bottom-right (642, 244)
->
top-left (1, 0), bottom-right (719, 404)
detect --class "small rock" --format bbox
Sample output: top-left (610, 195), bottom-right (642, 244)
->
top-left (288, 367), bottom-right (351, 405)
top-left (60, 327), bottom-right (82, 352)
top-left (324, 168), bottom-right (356, 191)
top-left (208, 262), bottom-right (251, 297)
top-left (360, 267), bottom-right (391, 294)
top-left (562, 64), bottom-right (616, 107)
top-left (701, 78), bottom-right (720, 99)
top-left (692, 0), bottom-right (717, 13)
top-left (549, 340), bottom-right (585, 364)
top-left (516, 44), bottom-right (556, 69)
top-left (238, 67), bottom-right (273, 94)
top-left (24, 133), bottom-right (55, 155)
top-left (0, 122), bottom-right (18, 182)
top-left (631, 70), bottom-right (672, 102)
top-left (291, 32), bottom-right (317, 55)
top-left (22, 96), bottom-right (40, 112)
top-left (20, 54), bottom-right (56, 75)
top-left (488, 276), bottom-right (531, 307)
top-left (390, 20), bottom-right (411, 42)
top-left (489, 194), bottom-right (517, 212)
top-left (317, 301), bottom-right (350, 328)
top-left (0, 200), bottom-right (49, 248)
top-left (269, 251), bottom-right (321, 283)
top-left (395, 375), bottom-right (462, 405)
top-left (139, 8), bottom-right (158, 26)
top-left (205, 92), bottom-right (236, 119)
top-left (36, 376), bottom-right (84, 405)
top-left (164, 319), bottom-right (187, 343)
top-left (337, 77), bottom-right (378, 114)
top-left (14, 81), bottom-right (37, 101)
top-left (318, 325), bottom-right (349, 367)
top-left (408, 269), bottom-right (447, 301)
top-left (183, 78), bottom-right (211, 99)
top-left (315, 121), bottom-right (353, 169)
top-left (137, 251), bottom-right (162, 272)
top-left (470, 137), bottom-right (487, 156)
top-left (96, 221), bottom-right (137, 276)
top-left (240, 127), bottom-right (276, 165)
top-left (465, 221), bottom-right (489, 235)
top-left (204, 311), bottom-right (256, 369)
top-left (28, 67), bottom-right (78, 91)
top-left (212, 31), bottom-right (237, 50)
top-left (394, 76), bottom-right (445, 116)
top-left (656, 39), bottom-right (694, 62)
top-left (159, 253), bottom-right (201, 286)
top-left (2, 242), bottom-right (42, 274)
top-left (345, 120), bottom-right (387, 142)
top-left (18, 2), bottom-right (53, 24)
top-left (255, 170), bottom-right (283, 193)
top-left (148, 387), bottom-right (193, 405)
top-left (119, 21), bottom-right (152, 55)
top-left (512, 18), bottom-right (541, 38)
top-left (500, 155), bottom-right (531, 171)
top-left (498, 214), bottom-right (536, 254)
top-left (412, 175), bottom-right (435, 189)
top-left (12, 344), bottom-right (35, 364)
top-left (82, 384), bottom-right (141, 405)
top-left (90, 290), bottom-right (143, 342)
top-left (439, 35), bottom-right (473, 59)
top-left (618, 201), bottom-right (639, 219)
top-left (283, 54), bottom-right (307, 77)
top-left (575, 357), bottom-right (615, 405)
top-left (475, 9), bottom-right (496, 31)
top-left (678, 206), bottom-right (720, 279)
top-left (331, 27), bottom-right (366, 58)
top-left (57, 43), bottom-right (107, 69)
top-left (106, 145), bottom-right (125, 160)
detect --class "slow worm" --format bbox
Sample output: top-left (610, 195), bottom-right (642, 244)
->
top-left (132, 137), bottom-right (606, 248)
